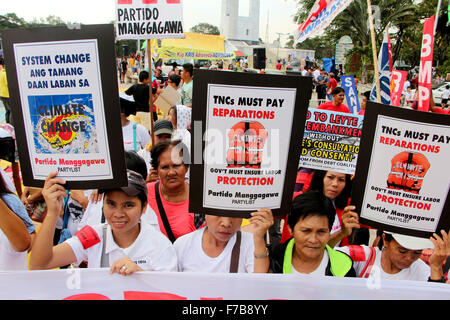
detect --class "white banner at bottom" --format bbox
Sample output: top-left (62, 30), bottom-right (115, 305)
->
top-left (0, 269), bottom-right (448, 300)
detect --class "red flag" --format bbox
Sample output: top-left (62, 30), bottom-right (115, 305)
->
top-left (390, 70), bottom-right (407, 107)
top-left (418, 15), bottom-right (435, 112)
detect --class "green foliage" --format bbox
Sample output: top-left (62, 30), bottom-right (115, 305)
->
top-left (286, 34), bottom-right (334, 60)
top-left (0, 13), bottom-right (27, 29)
top-left (293, 0), bottom-right (449, 81)
top-left (27, 15), bottom-right (66, 27)
top-left (190, 23), bottom-right (220, 35)
top-left (0, 13), bottom-right (76, 30)
top-left (438, 49), bottom-right (450, 77)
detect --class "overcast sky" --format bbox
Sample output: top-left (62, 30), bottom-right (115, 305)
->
top-left (2, 0), bottom-right (300, 44)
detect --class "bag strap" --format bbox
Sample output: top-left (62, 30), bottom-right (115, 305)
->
top-left (361, 247), bottom-right (376, 278)
top-left (229, 231), bottom-right (241, 273)
top-left (62, 191), bottom-right (70, 229)
top-left (100, 224), bottom-right (109, 268)
top-left (133, 122), bottom-right (137, 151)
top-left (101, 203), bottom-right (105, 223)
top-left (155, 181), bottom-right (176, 243)
top-left (443, 256), bottom-right (450, 276)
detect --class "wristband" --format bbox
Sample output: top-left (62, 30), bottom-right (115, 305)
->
top-left (428, 276), bottom-right (446, 283)
top-left (254, 248), bottom-right (269, 259)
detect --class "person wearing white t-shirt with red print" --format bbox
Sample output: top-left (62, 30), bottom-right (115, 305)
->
top-left (29, 170), bottom-right (177, 274)
top-left (335, 206), bottom-right (450, 283)
top-left (174, 209), bottom-right (273, 273)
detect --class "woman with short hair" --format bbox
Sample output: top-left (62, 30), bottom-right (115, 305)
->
top-left (148, 140), bottom-right (198, 242)
top-left (280, 170), bottom-right (358, 247)
top-left (174, 209), bottom-right (273, 273)
top-left (336, 213), bottom-right (449, 282)
top-left (270, 190), bottom-right (356, 277)
top-left (29, 170), bottom-right (177, 274)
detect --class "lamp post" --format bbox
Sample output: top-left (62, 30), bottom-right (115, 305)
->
top-left (275, 32), bottom-right (288, 62)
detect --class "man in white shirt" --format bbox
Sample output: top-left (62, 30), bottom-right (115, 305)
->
top-left (180, 63), bottom-right (194, 108)
top-left (313, 67), bottom-right (321, 82)
top-left (120, 95), bottom-right (151, 152)
top-left (441, 84), bottom-right (449, 108)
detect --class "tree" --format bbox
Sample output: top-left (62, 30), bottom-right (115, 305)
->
top-left (416, 0), bottom-right (450, 75)
top-left (27, 15), bottom-right (66, 27)
top-left (286, 34), bottom-right (334, 61)
top-left (190, 23), bottom-right (220, 35)
top-left (0, 13), bottom-right (78, 30)
top-left (293, 0), bottom-right (417, 83)
top-left (0, 13), bottom-right (27, 30)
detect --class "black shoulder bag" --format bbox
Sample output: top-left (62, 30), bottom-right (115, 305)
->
top-left (155, 181), bottom-right (177, 243)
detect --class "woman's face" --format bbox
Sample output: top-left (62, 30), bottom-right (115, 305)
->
top-left (333, 91), bottom-right (345, 105)
top-left (289, 215), bottom-right (330, 260)
top-left (205, 215), bottom-right (242, 243)
top-left (157, 146), bottom-right (188, 191)
top-left (323, 171), bottom-right (346, 200)
top-left (103, 190), bottom-right (145, 236)
top-left (167, 109), bottom-right (176, 127)
top-left (383, 236), bottom-right (423, 271)
top-left (361, 96), bottom-right (368, 109)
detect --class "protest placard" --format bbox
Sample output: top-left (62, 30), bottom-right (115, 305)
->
top-left (153, 84), bottom-right (181, 114)
top-left (340, 75), bottom-right (361, 114)
top-left (352, 102), bottom-right (450, 238)
top-left (299, 108), bottom-right (363, 175)
top-left (189, 70), bottom-right (311, 218)
top-left (115, 0), bottom-right (184, 40)
top-left (1, 24), bottom-right (127, 189)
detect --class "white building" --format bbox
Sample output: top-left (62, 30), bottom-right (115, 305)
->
top-left (220, 0), bottom-right (260, 45)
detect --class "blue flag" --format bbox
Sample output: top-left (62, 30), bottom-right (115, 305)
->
top-left (341, 75), bottom-right (361, 114)
top-left (322, 58), bottom-right (333, 73)
top-left (370, 31), bottom-right (391, 104)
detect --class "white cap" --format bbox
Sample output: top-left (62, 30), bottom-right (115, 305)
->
top-left (385, 232), bottom-right (434, 250)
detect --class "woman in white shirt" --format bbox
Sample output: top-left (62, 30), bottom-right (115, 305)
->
top-left (78, 150), bottom-right (160, 232)
top-left (336, 206), bottom-right (449, 282)
top-left (174, 209), bottom-right (273, 273)
top-left (0, 173), bottom-right (35, 270)
top-left (29, 170), bottom-right (177, 274)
